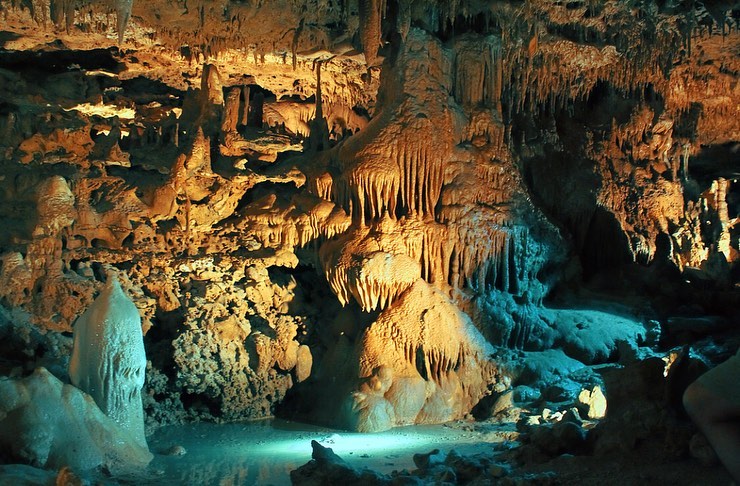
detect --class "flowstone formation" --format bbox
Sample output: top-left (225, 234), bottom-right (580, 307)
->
top-left (345, 280), bottom-right (499, 432)
top-left (0, 0), bottom-right (738, 471)
top-left (304, 28), bottom-right (562, 431)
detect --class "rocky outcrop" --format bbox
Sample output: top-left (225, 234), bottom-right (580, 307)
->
top-left (344, 280), bottom-right (499, 432)
top-left (290, 440), bottom-right (511, 485)
top-left (0, 368), bottom-right (152, 473)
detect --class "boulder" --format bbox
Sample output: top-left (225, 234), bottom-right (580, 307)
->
top-left (0, 368), bottom-right (152, 473)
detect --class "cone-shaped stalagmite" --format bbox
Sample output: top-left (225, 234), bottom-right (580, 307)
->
top-left (69, 277), bottom-right (148, 450)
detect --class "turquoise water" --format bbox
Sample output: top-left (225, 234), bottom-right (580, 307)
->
top-left (139, 419), bottom-right (513, 486)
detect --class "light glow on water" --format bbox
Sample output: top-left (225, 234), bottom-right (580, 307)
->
top-left (257, 430), bottom-right (449, 457)
top-left (148, 420), bottom-right (512, 485)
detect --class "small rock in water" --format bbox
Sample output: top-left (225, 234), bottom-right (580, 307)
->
top-left (163, 445), bottom-right (187, 456)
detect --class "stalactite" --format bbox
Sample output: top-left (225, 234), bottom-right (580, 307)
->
top-left (241, 86), bottom-right (250, 128)
top-left (454, 35), bottom-right (503, 109)
top-left (28, 0), bottom-right (48, 25)
top-left (396, 0), bottom-right (412, 42)
top-left (358, 0), bottom-right (385, 67)
top-left (116, 0), bottom-right (133, 44)
top-left (292, 18), bottom-right (305, 71)
top-left (50, 0), bottom-right (74, 32)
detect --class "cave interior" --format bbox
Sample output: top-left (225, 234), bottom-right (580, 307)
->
top-left (0, 0), bottom-right (739, 484)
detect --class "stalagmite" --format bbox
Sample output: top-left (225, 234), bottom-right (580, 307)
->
top-left (202, 63), bottom-right (224, 106)
top-left (222, 87), bottom-right (242, 134)
top-left (0, 368), bottom-right (153, 473)
top-left (69, 277), bottom-right (149, 450)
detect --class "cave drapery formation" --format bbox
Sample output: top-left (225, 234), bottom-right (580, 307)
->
top-left (0, 0), bottom-right (738, 448)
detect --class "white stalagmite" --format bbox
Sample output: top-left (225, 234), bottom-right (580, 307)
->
top-left (69, 277), bottom-right (149, 450)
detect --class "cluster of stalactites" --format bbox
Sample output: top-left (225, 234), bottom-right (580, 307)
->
top-left (319, 217), bottom-right (424, 311)
top-left (319, 211), bottom-right (533, 313)
top-left (358, 0), bottom-right (507, 70)
top-left (320, 35), bottom-right (506, 230)
top-left (312, 29), bottom-right (541, 311)
top-left (397, 338), bottom-right (469, 385)
top-left (426, 220), bottom-right (530, 295)
top-left (453, 34), bottom-right (503, 110)
top-left (498, 12), bottom-right (695, 116)
top-left (136, 0), bottom-right (351, 64)
top-left (326, 136), bottom-right (446, 227)
top-left (324, 251), bottom-right (421, 312)
top-left (11, 0), bottom-right (134, 43)
top-left (263, 101), bottom-right (367, 140)
top-left (49, 0), bottom-right (75, 32)
top-left (503, 40), bottom-right (620, 115)
top-left (238, 192), bottom-right (352, 253)
top-left (393, 315), bottom-right (475, 385)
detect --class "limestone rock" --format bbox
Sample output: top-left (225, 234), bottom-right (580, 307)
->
top-left (291, 441), bottom-right (509, 486)
top-left (577, 385), bottom-right (607, 419)
top-left (0, 368), bottom-right (152, 473)
top-left (343, 279), bottom-right (501, 432)
top-left (295, 344), bottom-right (313, 383)
top-left (688, 433), bottom-right (719, 466)
top-left (290, 440), bottom-right (388, 486)
top-left (551, 309), bottom-right (647, 365)
top-left (33, 176), bottom-right (75, 237)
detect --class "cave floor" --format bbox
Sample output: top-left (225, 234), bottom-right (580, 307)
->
top-left (135, 419), bottom-right (516, 485)
top-left (105, 417), bottom-right (731, 486)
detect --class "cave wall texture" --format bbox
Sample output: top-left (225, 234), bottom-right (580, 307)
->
top-left (0, 0), bottom-right (738, 434)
